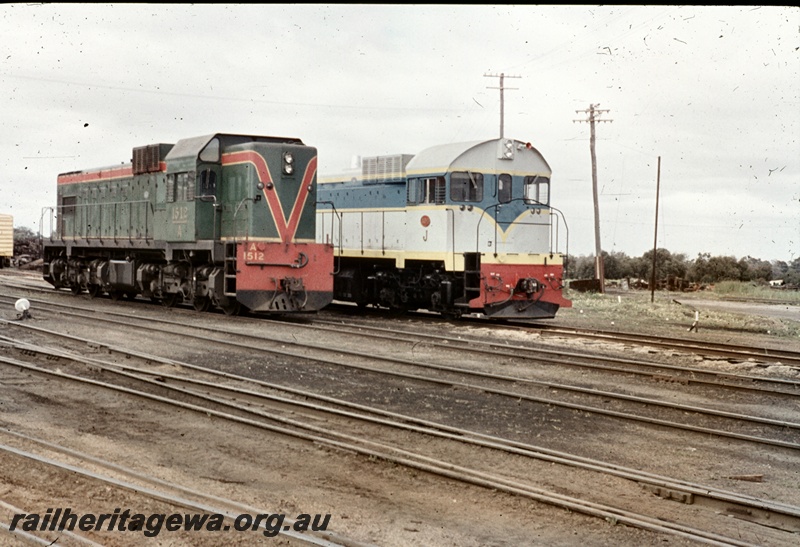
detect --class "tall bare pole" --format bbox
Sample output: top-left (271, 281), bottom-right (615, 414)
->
top-left (651, 156), bottom-right (661, 303)
top-left (484, 73), bottom-right (520, 138)
top-left (574, 104), bottom-right (612, 292)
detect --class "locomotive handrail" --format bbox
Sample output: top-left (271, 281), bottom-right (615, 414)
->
top-left (475, 198), bottom-right (568, 258)
top-left (475, 198), bottom-right (540, 257)
top-left (42, 201), bottom-right (153, 244)
top-left (39, 207), bottom-right (56, 243)
top-left (475, 201), bottom-right (498, 257)
top-left (316, 201), bottom-right (343, 275)
top-left (196, 194), bottom-right (220, 240)
top-left (447, 208), bottom-right (456, 271)
top-left (231, 197), bottom-right (254, 242)
top-left (547, 205), bottom-right (570, 264)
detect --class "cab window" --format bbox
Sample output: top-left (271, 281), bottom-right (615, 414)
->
top-left (498, 174), bottom-right (512, 204)
top-left (199, 138), bottom-right (221, 163)
top-left (199, 168), bottom-right (217, 196)
top-left (407, 178), bottom-right (423, 205)
top-left (167, 172), bottom-right (196, 202)
top-left (425, 177), bottom-right (445, 204)
top-left (408, 177), bottom-right (445, 204)
top-left (524, 175), bottom-right (550, 205)
top-left (450, 172), bottom-right (483, 202)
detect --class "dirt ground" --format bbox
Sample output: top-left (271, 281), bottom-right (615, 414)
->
top-left (0, 331), bottom-right (677, 547)
top-left (1, 269), bottom-right (799, 546)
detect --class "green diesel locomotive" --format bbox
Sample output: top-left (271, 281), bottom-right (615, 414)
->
top-left (42, 133), bottom-right (333, 315)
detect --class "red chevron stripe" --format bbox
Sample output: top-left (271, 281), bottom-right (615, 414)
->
top-left (223, 150), bottom-right (315, 243)
top-left (286, 156), bottom-right (316, 241)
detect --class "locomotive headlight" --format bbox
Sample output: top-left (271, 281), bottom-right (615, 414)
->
top-left (498, 138), bottom-right (514, 160)
top-left (283, 151), bottom-right (295, 175)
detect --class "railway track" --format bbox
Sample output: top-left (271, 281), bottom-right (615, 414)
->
top-left (2, 273), bottom-right (800, 544)
top-left (0, 294), bottom-right (796, 540)
top-left (3, 286), bottom-right (800, 459)
top-left (2, 296), bottom-right (799, 452)
top-left (2, 331), bottom-right (799, 546)
top-left (304, 315), bottom-right (800, 396)
top-left (323, 300), bottom-right (800, 367)
top-left (528, 323), bottom-right (800, 367)
top-left (0, 430), bottom-right (354, 547)
top-left (4, 273), bottom-right (799, 369)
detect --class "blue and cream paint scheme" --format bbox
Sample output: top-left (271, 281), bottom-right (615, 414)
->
top-left (317, 137), bottom-right (571, 318)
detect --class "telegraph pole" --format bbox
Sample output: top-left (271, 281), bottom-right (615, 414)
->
top-left (484, 73), bottom-right (520, 138)
top-left (651, 156), bottom-right (661, 303)
top-left (574, 104), bottom-right (612, 293)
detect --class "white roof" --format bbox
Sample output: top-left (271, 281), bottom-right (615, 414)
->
top-left (405, 138), bottom-right (551, 176)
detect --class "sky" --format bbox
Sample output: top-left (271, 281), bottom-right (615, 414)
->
top-left (1, 4), bottom-right (798, 263)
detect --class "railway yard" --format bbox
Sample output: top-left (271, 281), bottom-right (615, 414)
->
top-left (1, 268), bottom-right (799, 546)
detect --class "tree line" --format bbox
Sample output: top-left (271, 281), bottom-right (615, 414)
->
top-left (566, 249), bottom-right (800, 286)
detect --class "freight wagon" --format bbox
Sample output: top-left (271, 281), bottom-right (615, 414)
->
top-left (0, 214), bottom-right (12, 268)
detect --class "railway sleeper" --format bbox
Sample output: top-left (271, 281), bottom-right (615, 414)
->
top-left (640, 482), bottom-right (800, 533)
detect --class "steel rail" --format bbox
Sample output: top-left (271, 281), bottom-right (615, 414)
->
top-left (300, 316), bottom-right (800, 395)
top-left (0, 436), bottom-right (359, 547)
top-left (13, 335), bottom-right (798, 534)
top-left (3, 311), bottom-right (799, 451)
top-left (0, 355), bottom-right (774, 547)
top-left (1, 277), bottom-right (799, 366)
top-left (519, 323), bottom-right (800, 365)
top-left (2, 287), bottom-right (799, 396)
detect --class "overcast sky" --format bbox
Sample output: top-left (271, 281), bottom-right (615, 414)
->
top-left (1, 4), bottom-right (797, 262)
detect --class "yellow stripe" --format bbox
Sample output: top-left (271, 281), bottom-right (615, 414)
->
top-left (331, 248), bottom-right (563, 269)
top-left (220, 236), bottom-right (317, 243)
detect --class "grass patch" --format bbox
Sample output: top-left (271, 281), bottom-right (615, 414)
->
top-left (713, 280), bottom-right (800, 303)
top-left (559, 290), bottom-right (800, 340)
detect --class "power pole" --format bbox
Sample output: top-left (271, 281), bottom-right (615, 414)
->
top-left (651, 156), bottom-right (661, 303)
top-left (574, 104), bottom-right (612, 293)
top-left (484, 73), bottom-right (520, 138)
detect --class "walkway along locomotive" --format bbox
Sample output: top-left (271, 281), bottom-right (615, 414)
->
top-left (316, 137), bottom-right (571, 319)
top-left (42, 133), bottom-right (333, 315)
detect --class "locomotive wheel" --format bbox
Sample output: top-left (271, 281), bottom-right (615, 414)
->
top-left (220, 300), bottom-right (241, 316)
top-left (70, 284), bottom-right (82, 295)
top-left (87, 284), bottom-right (102, 298)
top-left (192, 296), bottom-right (211, 312)
top-left (162, 293), bottom-right (182, 308)
top-left (442, 310), bottom-right (463, 321)
top-left (109, 290), bottom-right (123, 301)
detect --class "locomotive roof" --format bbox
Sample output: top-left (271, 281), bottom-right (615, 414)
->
top-left (165, 133), bottom-right (305, 163)
top-left (405, 138), bottom-right (551, 176)
top-left (319, 137), bottom-right (553, 185)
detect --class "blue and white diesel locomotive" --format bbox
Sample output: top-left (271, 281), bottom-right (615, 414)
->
top-left (316, 137), bottom-right (571, 319)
